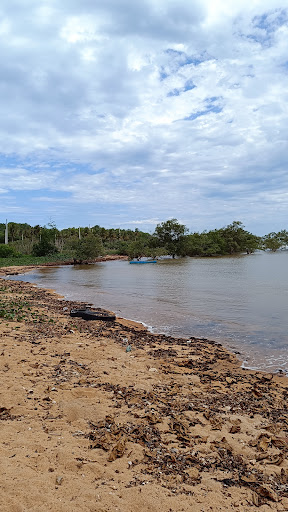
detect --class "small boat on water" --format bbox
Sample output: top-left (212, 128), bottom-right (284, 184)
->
top-left (70, 309), bottom-right (116, 321)
top-left (129, 260), bottom-right (157, 264)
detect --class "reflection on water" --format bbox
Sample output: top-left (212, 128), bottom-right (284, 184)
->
top-left (8, 251), bottom-right (288, 373)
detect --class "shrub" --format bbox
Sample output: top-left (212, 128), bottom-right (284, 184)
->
top-left (0, 244), bottom-right (20, 258)
top-left (32, 239), bottom-right (59, 257)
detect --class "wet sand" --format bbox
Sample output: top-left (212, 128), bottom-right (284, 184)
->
top-left (0, 277), bottom-right (288, 511)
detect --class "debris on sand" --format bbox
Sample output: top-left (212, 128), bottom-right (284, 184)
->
top-left (0, 279), bottom-right (288, 511)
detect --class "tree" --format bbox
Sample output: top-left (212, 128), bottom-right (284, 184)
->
top-left (126, 233), bottom-right (153, 260)
top-left (0, 223), bottom-right (5, 244)
top-left (262, 232), bottom-right (283, 252)
top-left (278, 230), bottom-right (288, 248)
top-left (126, 240), bottom-right (148, 260)
top-left (73, 234), bottom-right (104, 263)
top-left (183, 222), bottom-right (260, 257)
top-left (32, 226), bottom-right (59, 256)
top-left (219, 221), bottom-right (260, 254)
top-left (185, 231), bottom-right (225, 256)
top-left (8, 222), bottom-right (20, 242)
top-left (153, 219), bottom-right (188, 258)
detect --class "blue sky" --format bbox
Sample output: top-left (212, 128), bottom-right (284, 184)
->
top-left (0, 0), bottom-right (288, 235)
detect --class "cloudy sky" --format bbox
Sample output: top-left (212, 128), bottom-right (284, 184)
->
top-left (0, 0), bottom-right (287, 235)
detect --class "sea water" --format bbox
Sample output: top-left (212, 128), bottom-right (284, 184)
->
top-left (8, 251), bottom-right (288, 373)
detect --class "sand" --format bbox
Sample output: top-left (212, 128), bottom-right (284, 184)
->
top-left (0, 276), bottom-right (288, 512)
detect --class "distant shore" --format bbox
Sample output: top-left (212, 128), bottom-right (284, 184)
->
top-left (0, 254), bottom-right (128, 277)
top-left (0, 277), bottom-right (288, 511)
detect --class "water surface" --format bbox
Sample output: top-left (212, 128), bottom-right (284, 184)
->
top-left (9, 252), bottom-right (288, 373)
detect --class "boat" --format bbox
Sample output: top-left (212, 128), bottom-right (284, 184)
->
top-left (129, 260), bottom-right (157, 264)
top-left (70, 309), bottom-right (116, 321)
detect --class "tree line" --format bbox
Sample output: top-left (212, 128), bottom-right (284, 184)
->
top-left (0, 219), bottom-right (287, 261)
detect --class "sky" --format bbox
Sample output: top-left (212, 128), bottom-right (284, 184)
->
top-left (0, 0), bottom-right (288, 235)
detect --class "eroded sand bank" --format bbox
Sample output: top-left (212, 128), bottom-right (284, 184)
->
top-left (0, 279), bottom-right (288, 512)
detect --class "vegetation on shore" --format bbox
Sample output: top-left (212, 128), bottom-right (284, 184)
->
top-left (0, 219), bottom-right (287, 266)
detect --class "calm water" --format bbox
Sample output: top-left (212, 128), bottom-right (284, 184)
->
top-left (8, 251), bottom-right (288, 373)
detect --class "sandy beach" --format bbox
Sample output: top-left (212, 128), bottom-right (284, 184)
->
top-left (0, 275), bottom-right (288, 511)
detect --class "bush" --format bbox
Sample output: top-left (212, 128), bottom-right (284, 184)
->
top-left (0, 244), bottom-right (20, 258)
top-left (73, 234), bottom-right (103, 262)
top-left (32, 239), bottom-right (59, 257)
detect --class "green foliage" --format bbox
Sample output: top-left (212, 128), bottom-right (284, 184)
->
top-left (126, 241), bottom-right (150, 260)
top-left (0, 223), bottom-right (5, 244)
top-left (0, 219), bottom-right (287, 263)
top-left (278, 230), bottom-right (288, 246)
top-left (32, 241), bottom-right (58, 257)
top-left (218, 221), bottom-right (260, 255)
top-left (104, 241), bottom-right (130, 255)
top-left (0, 253), bottom-right (73, 268)
top-left (153, 219), bottom-right (188, 258)
top-left (0, 244), bottom-right (20, 258)
top-left (0, 295), bottom-right (51, 323)
top-left (125, 231), bottom-right (155, 260)
top-left (262, 232), bottom-right (284, 251)
top-left (184, 222), bottom-right (261, 257)
top-left (73, 233), bottom-right (104, 262)
top-left (32, 226), bottom-right (59, 256)
top-left (0, 222), bottom-right (32, 244)
top-left (185, 231), bottom-right (225, 257)
top-left (32, 238), bottom-right (57, 257)
top-left (0, 298), bottom-right (30, 321)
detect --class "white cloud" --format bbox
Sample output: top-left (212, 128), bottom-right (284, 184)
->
top-left (0, 167), bottom-right (60, 190)
top-left (0, 0), bottom-right (287, 233)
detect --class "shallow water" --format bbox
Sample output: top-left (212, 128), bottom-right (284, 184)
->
top-left (8, 251), bottom-right (288, 373)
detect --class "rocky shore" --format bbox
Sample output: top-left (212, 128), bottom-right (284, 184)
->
top-left (0, 278), bottom-right (288, 511)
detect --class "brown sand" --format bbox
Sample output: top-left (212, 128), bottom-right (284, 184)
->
top-left (0, 278), bottom-right (288, 512)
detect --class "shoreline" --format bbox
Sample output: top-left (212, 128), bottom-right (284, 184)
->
top-left (1, 263), bottom-right (247, 372)
top-left (1, 261), bottom-right (287, 376)
top-left (0, 278), bottom-right (288, 511)
top-left (0, 254), bottom-right (128, 277)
